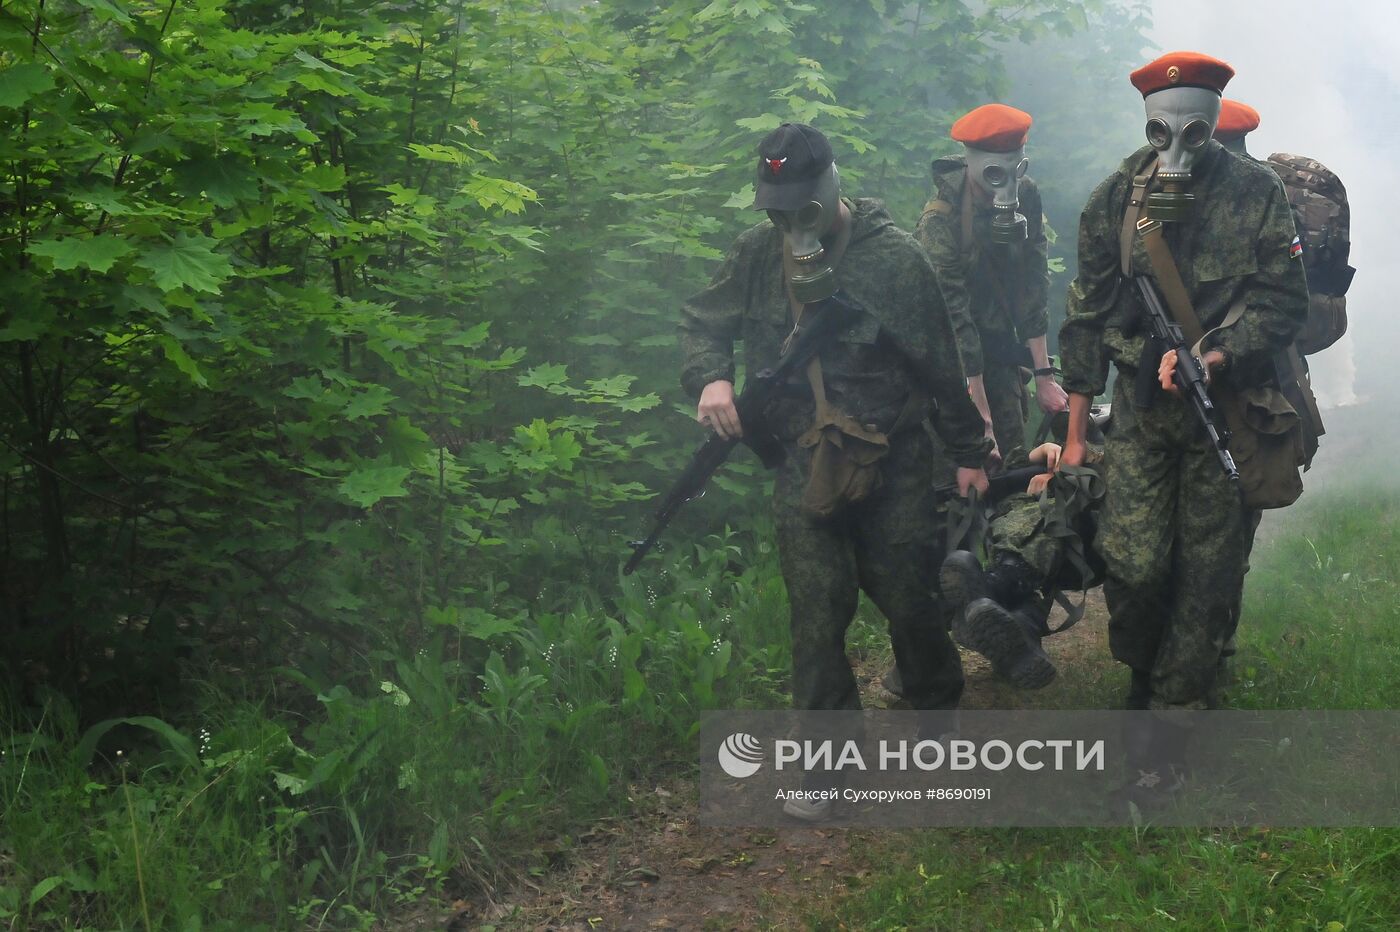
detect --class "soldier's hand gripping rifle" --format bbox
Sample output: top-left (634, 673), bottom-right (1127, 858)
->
top-left (623, 293), bottom-right (860, 575)
top-left (1134, 274), bottom-right (1240, 483)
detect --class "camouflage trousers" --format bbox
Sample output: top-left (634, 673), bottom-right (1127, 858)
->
top-left (989, 493), bottom-right (1066, 581)
top-left (1098, 374), bottom-right (1252, 710)
top-left (983, 360), bottom-right (1030, 469)
top-left (773, 429), bottom-right (964, 711)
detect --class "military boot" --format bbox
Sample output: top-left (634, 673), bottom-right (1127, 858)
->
top-left (953, 597), bottom-right (1056, 689)
top-left (939, 550), bottom-right (989, 611)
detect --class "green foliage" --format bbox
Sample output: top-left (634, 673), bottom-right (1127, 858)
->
top-left (0, 0), bottom-right (1149, 925)
top-left (2, 528), bottom-right (789, 927)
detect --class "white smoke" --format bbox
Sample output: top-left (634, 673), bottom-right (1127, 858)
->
top-left (1148, 1), bottom-right (1400, 407)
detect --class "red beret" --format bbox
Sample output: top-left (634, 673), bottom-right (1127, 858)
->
top-left (1214, 99), bottom-right (1260, 140)
top-left (1130, 51), bottom-right (1234, 98)
top-left (950, 104), bottom-right (1032, 153)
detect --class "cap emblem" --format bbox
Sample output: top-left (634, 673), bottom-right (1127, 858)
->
top-left (1167, 65), bottom-right (1181, 83)
top-left (766, 156), bottom-right (788, 176)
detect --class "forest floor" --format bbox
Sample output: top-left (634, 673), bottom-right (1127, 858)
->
top-left (474, 596), bottom-right (1117, 932)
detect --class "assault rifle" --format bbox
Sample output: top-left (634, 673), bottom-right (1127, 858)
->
top-left (1135, 275), bottom-right (1240, 483)
top-left (623, 293), bottom-right (861, 575)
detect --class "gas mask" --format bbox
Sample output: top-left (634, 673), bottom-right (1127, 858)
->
top-left (766, 163), bottom-right (842, 304)
top-left (1142, 86), bottom-right (1221, 221)
top-left (965, 146), bottom-right (1030, 243)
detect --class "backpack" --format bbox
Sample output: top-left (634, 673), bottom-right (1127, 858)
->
top-left (1266, 153), bottom-right (1355, 355)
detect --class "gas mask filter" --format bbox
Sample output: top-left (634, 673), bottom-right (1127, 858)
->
top-left (965, 146), bottom-right (1030, 243)
top-left (1142, 85), bottom-right (1221, 222)
top-left (767, 163), bottom-right (842, 304)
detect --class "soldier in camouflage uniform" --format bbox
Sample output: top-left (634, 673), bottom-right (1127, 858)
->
top-left (915, 105), bottom-right (1068, 471)
top-left (1057, 53), bottom-right (1308, 712)
top-left (680, 125), bottom-right (990, 735)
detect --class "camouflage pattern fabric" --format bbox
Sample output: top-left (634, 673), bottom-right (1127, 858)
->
top-left (1096, 377), bottom-right (1254, 708)
top-left (679, 197), bottom-right (987, 711)
top-left (988, 492), bottom-right (1063, 580)
top-left (773, 430), bottom-right (964, 711)
top-left (915, 156), bottom-right (1050, 467)
top-left (681, 198), bottom-right (987, 466)
top-left (988, 455), bottom-right (1103, 585)
top-left (1059, 142), bottom-right (1308, 709)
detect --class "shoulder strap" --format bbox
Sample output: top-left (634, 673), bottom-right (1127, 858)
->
top-left (1120, 162), bottom-right (1158, 277)
top-left (1139, 221), bottom-right (1206, 345)
top-left (779, 217), bottom-right (854, 427)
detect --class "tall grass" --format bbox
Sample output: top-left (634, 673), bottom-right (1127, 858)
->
top-left (809, 479), bottom-right (1400, 931)
top-left (1, 527), bottom-right (792, 930)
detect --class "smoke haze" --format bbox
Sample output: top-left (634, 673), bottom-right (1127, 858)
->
top-left (1148, 1), bottom-right (1400, 406)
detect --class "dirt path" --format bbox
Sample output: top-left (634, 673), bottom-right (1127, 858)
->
top-left (470, 596), bottom-right (1117, 931)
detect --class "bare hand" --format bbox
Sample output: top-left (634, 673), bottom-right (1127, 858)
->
top-left (1029, 442), bottom-right (1061, 471)
top-left (697, 380), bottom-right (742, 439)
top-left (957, 466), bottom-right (990, 498)
top-left (1158, 349), bottom-right (1182, 395)
top-left (1025, 442), bottom-right (1060, 494)
top-left (1059, 439), bottom-right (1087, 470)
top-left (1035, 376), bottom-right (1069, 414)
top-left (1159, 348), bottom-right (1226, 396)
top-left (983, 422), bottom-right (1002, 472)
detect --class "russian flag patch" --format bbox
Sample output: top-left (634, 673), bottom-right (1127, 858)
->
top-left (1289, 236), bottom-right (1303, 259)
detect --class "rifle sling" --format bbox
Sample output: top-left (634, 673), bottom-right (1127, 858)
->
top-left (1140, 222), bottom-right (1207, 346)
top-left (1120, 162), bottom-right (1158, 277)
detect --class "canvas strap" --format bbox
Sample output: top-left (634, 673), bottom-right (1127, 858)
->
top-left (781, 215), bottom-right (852, 426)
top-left (1140, 221), bottom-right (1207, 346)
top-left (1120, 162), bottom-right (1158, 277)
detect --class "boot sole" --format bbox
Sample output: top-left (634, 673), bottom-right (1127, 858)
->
top-left (954, 600), bottom-right (1057, 690)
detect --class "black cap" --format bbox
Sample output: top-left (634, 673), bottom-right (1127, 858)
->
top-left (752, 123), bottom-right (833, 211)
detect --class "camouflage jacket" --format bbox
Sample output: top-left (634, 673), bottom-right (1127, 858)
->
top-left (1059, 142), bottom-right (1308, 397)
top-left (913, 156), bottom-right (1050, 377)
top-left (679, 197), bottom-right (989, 468)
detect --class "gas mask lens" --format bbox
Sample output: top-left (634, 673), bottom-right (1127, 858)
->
top-left (982, 164), bottom-right (1008, 188)
top-left (1180, 119), bottom-right (1210, 149)
top-left (1146, 118), bottom-right (1171, 150)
